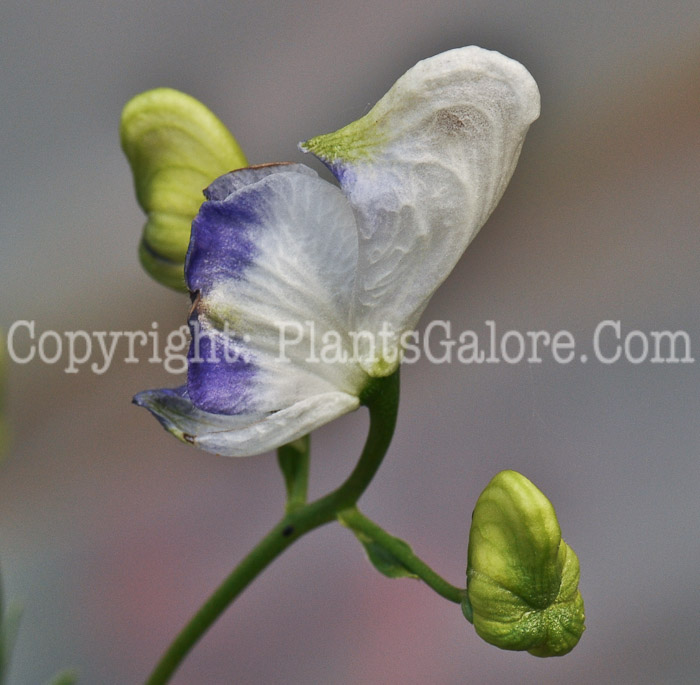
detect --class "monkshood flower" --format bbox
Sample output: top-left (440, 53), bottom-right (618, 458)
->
top-left (133, 47), bottom-right (540, 456)
top-left (464, 470), bottom-right (585, 656)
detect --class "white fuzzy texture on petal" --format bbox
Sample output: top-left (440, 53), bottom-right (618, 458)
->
top-left (190, 168), bottom-right (368, 415)
top-left (302, 47), bottom-right (540, 375)
top-left (134, 388), bottom-right (360, 457)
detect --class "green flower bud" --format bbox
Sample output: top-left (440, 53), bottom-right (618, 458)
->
top-left (120, 88), bottom-right (247, 290)
top-left (464, 470), bottom-right (585, 657)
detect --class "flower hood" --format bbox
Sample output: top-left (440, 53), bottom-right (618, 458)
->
top-left (134, 46), bottom-right (540, 456)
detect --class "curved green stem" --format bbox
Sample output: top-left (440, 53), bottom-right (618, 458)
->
top-left (338, 507), bottom-right (465, 604)
top-left (277, 435), bottom-right (310, 513)
top-left (145, 371), bottom-right (399, 685)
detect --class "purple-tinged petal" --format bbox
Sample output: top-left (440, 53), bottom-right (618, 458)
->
top-left (133, 386), bottom-right (360, 457)
top-left (204, 162), bottom-right (317, 201)
top-left (301, 47), bottom-right (540, 376)
top-left (185, 195), bottom-right (260, 292)
top-left (187, 325), bottom-right (257, 415)
top-left (184, 169), bottom-right (367, 417)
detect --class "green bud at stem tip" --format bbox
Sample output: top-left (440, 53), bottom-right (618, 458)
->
top-left (465, 470), bottom-right (585, 657)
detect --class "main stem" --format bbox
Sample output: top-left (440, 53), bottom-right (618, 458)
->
top-left (145, 371), bottom-right (399, 685)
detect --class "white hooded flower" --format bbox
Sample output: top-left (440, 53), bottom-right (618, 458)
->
top-left (134, 46), bottom-right (540, 456)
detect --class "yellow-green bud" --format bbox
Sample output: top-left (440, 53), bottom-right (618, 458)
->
top-left (464, 470), bottom-right (585, 657)
top-left (120, 88), bottom-right (247, 290)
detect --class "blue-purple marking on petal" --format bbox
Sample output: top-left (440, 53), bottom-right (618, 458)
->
top-left (133, 385), bottom-right (189, 431)
top-left (187, 327), bottom-right (256, 415)
top-left (311, 155), bottom-right (357, 189)
top-left (186, 166), bottom-right (320, 293)
top-left (133, 385), bottom-right (187, 408)
top-left (183, 165), bottom-right (326, 415)
top-left (185, 196), bottom-right (260, 292)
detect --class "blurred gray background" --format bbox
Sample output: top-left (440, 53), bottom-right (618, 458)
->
top-left (1, 1), bottom-right (699, 683)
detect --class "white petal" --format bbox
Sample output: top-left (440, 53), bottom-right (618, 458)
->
top-left (186, 164), bottom-right (368, 416)
top-left (134, 387), bottom-right (359, 457)
top-left (302, 47), bottom-right (540, 375)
